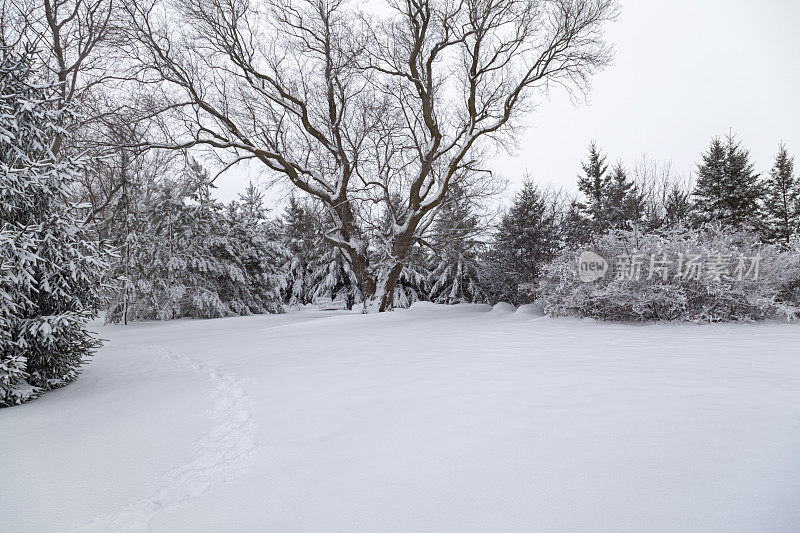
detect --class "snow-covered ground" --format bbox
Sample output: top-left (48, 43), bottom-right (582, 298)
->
top-left (3, 304), bottom-right (800, 532)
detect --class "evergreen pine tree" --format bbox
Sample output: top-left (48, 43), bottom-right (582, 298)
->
top-left (280, 196), bottom-right (317, 306)
top-left (220, 183), bottom-right (286, 314)
top-left (427, 186), bottom-right (485, 304)
top-left (605, 163), bottom-right (643, 229)
top-left (561, 199), bottom-right (592, 246)
top-left (485, 181), bottom-right (562, 304)
top-left (280, 196), bottom-right (363, 308)
top-left (102, 152), bottom-right (140, 325)
top-left (306, 246), bottom-right (363, 308)
top-left (392, 248), bottom-right (430, 308)
top-left (663, 185), bottom-right (691, 229)
top-left (692, 135), bottom-right (763, 228)
top-left (692, 138), bottom-right (726, 223)
top-left (106, 164), bottom-right (285, 321)
top-left (763, 144), bottom-right (798, 243)
top-left (1, 47), bottom-right (111, 406)
top-left (577, 142), bottom-right (611, 232)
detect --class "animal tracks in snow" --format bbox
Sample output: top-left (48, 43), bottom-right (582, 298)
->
top-left (74, 344), bottom-right (256, 532)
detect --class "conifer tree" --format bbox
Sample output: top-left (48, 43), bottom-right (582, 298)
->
top-left (306, 246), bottom-right (363, 308)
top-left (280, 196), bottom-right (317, 306)
top-left (220, 183), bottom-right (286, 314)
top-left (1, 46), bottom-right (111, 406)
top-left (605, 163), bottom-right (643, 229)
top-left (391, 251), bottom-right (430, 309)
top-left (663, 185), bottom-right (692, 229)
top-left (484, 181), bottom-right (562, 304)
top-left (692, 138), bottom-right (726, 223)
top-left (427, 186), bottom-right (486, 304)
top-left (280, 196), bottom-right (364, 308)
top-left (763, 144), bottom-right (798, 243)
top-left (105, 164), bottom-right (284, 321)
top-left (577, 142), bottom-right (611, 232)
top-left (692, 135), bottom-right (763, 228)
top-left (561, 199), bottom-right (592, 246)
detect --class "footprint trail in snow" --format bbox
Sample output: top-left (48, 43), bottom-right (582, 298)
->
top-left (74, 344), bottom-right (256, 532)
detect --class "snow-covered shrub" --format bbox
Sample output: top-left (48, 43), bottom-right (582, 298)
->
top-left (1, 48), bottom-right (111, 406)
top-left (538, 226), bottom-right (800, 322)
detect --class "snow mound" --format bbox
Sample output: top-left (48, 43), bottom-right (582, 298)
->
top-left (491, 302), bottom-right (516, 313)
top-left (407, 301), bottom-right (492, 313)
top-left (515, 302), bottom-right (545, 317)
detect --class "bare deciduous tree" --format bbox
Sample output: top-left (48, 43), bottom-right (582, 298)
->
top-left (633, 156), bottom-right (693, 230)
top-left (5, 0), bottom-right (154, 234)
top-left (12, 0), bottom-right (120, 153)
top-left (125, 0), bottom-right (617, 310)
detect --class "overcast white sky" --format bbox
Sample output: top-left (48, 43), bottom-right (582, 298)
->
top-left (215, 0), bottom-right (800, 206)
top-left (489, 0), bottom-right (800, 198)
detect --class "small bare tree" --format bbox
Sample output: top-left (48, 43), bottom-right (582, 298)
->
top-left (124, 0), bottom-right (617, 310)
top-left (633, 156), bottom-right (693, 229)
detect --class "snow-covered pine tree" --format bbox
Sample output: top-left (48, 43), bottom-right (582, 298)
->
top-left (561, 198), bottom-right (592, 246)
top-left (577, 142), bottom-right (611, 233)
top-left (306, 245), bottom-right (363, 309)
top-left (484, 181), bottom-right (562, 304)
top-left (220, 183), bottom-right (286, 314)
top-left (106, 172), bottom-right (188, 321)
top-left (692, 135), bottom-right (763, 229)
top-left (391, 246), bottom-right (430, 308)
top-left (100, 153), bottom-right (137, 324)
top-left (1, 46), bottom-right (111, 406)
top-left (427, 185), bottom-right (486, 304)
top-left (763, 144), bottom-right (799, 244)
top-left (281, 197), bottom-right (365, 309)
top-left (605, 163), bottom-right (643, 229)
top-left (662, 184), bottom-right (692, 229)
top-left (280, 196), bottom-right (318, 306)
top-left (106, 163), bottom-right (285, 321)
top-left (171, 162), bottom-right (235, 317)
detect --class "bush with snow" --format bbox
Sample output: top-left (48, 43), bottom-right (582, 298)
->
top-left (538, 227), bottom-right (800, 322)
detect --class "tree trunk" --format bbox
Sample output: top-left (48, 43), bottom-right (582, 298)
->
top-left (376, 224), bottom-right (419, 312)
top-left (351, 249), bottom-right (377, 305)
top-left (377, 261), bottom-right (404, 312)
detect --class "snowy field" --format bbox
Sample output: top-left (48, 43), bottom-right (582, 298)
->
top-left (3, 304), bottom-right (800, 532)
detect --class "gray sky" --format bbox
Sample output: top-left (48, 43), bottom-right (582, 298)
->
top-left (215, 0), bottom-right (800, 206)
top-left (490, 0), bottom-right (800, 198)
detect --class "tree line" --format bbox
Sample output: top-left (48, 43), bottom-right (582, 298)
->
top-left (1, 0), bottom-right (619, 312)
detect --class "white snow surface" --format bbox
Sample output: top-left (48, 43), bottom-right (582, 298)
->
top-left (3, 304), bottom-right (800, 532)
